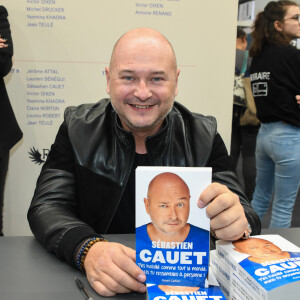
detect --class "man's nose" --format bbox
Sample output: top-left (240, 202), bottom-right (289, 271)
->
top-left (169, 206), bottom-right (178, 220)
top-left (134, 80), bottom-right (152, 101)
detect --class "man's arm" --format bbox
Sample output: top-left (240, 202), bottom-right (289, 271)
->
top-left (28, 115), bottom-right (146, 297)
top-left (202, 133), bottom-right (261, 240)
top-left (27, 120), bottom-right (101, 265)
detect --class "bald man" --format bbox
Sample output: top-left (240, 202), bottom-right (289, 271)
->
top-left (28, 27), bottom-right (261, 297)
top-left (140, 172), bottom-right (203, 242)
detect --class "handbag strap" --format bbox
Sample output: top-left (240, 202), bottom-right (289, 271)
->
top-left (240, 50), bottom-right (249, 75)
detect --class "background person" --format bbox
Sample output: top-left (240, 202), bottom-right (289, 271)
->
top-left (0, 6), bottom-right (23, 236)
top-left (249, 1), bottom-right (300, 228)
top-left (28, 27), bottom-right (261, 297)
top-left (230, 27), bottom-right (259, 202)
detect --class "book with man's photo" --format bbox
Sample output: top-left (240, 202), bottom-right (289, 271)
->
top-left (210, 235), bottom-right (300, 300)
top-left (135, 166), bottom-right (212, 289)
top-left (146, 266), bottom-right (226, 300)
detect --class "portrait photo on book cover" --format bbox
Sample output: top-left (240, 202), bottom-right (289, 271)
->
top-left (232, 236), bottom-right (300, 265)
top-left (223, 235), bottom-right (300, 291)
top-left (135, 167), bottom-right (211, 287)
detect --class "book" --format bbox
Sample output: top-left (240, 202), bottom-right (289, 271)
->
top-left (211, 235), bottom-right (300, 300)
top-left (135, 166), bottom-right (212, 288)
top-left (146, 267), bottom-right (226, 300)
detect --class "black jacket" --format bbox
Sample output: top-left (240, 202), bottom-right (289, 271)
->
top-left (0, 6), bottom-right (22, 157)
top-left (28, 99), bottom-right (261, 267)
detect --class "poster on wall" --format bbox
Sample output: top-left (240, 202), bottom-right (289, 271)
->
top-left (2, 0), bottom-right (237, 235)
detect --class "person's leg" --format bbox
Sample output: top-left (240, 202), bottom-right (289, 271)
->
top-left (240, 125), bottom-right (259, 201)
top-left (251, 124), bottom-right (275, 220)
top-left (269, 123), bottom-right (300, 228)
top-left (0, 152), bottom-right (9, 236)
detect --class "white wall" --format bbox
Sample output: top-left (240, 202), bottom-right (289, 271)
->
top-left (2, 0), bottom-right (238, 236)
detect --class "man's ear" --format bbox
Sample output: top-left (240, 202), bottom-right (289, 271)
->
top-left (144, 198), bottom-right (150, 215)
top-left (105, 67), bottom-right (110, 95)
top-left (274, 20), bottom-right (283, 32)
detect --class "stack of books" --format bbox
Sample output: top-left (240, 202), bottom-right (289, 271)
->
top-left (211, 235), bottom-right (300, 300)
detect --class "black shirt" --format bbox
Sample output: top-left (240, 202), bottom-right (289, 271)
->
top-left (107, 153), bottom-right (151, 233)
top-left (250, 43), bottom-right (300, 127)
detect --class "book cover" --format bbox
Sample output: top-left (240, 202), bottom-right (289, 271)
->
top-left (146, 267), bottom-right (226, 300)
top-left (136, 167), bottom-right (211, 287)
top-left (213, 235), bottom-right (300, 300)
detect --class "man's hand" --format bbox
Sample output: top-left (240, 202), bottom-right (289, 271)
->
top-left (84, 242), bottom-right (146, 297)
top-left (198, 182), bottom-right (248, 241)
top-left (296, 95), bottom-right (300, 108)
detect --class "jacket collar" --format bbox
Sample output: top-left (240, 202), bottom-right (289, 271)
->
top-left (111, 104), bottom-right (171, 155)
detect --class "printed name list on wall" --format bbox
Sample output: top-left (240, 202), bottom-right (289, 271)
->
top-left (26, 68), bottom-right (65, 127)
top-left (135, 0), bottom-right (180, 16)
top-left (27, 0), bottom-right (65, 28)
top-left (25, 0), bottom-right (67, 127)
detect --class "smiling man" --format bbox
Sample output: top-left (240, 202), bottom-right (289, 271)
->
top-left (106, 28), bottom-right (179, 154)
top-left (28, 27), bottom-right (261, 297)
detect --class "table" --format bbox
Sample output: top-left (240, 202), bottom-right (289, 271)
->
top-left (0, 228), bottom-right (299, 299)
top-left (0, 234), bottom-right (142, 300)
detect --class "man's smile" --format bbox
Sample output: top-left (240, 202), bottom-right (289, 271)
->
top-left (130, 104), bottom-right (153, 109)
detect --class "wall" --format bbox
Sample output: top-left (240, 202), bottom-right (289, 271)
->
top-left (2, 0), bottom-right (238, 235)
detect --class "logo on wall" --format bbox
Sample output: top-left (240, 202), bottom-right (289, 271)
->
top-left (28, 147), bottom-right (49, 165)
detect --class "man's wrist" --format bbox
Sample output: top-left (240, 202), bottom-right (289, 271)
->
top-left (75, 237), bottom-right (108, 272)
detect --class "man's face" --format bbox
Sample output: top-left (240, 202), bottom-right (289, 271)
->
top-left (144, 175), bottom-right (190, 236)
top-left (106, 32), bottom-right (180, 136)
top-left (235, 238), bottom-right (283, 258)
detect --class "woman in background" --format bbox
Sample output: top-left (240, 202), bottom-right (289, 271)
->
top-left (249, 1), bottom-right (300, 228)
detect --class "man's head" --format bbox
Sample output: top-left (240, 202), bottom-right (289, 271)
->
top-left (105, 28), bottom-right (180, 137)
top-left (233, 238), bottom-right (283, 259)
top-left (144, 172), bottom-right (191, 237)
top-left (236, 27), bottom-right (248, 50)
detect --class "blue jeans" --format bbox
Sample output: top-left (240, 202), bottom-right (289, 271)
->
top-left (252, 122), bottom-right (300, 228)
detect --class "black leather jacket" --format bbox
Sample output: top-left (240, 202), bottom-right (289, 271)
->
top-left (28, 98), bottom-right (260, 266)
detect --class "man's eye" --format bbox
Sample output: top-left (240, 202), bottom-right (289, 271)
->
top-left (152, 77), bottom-right (163, 82)
top-left (159, 204), bottom-right (167, 208)
top-left (178, 203), bottom-right (184, 207)
top-left (123, 76), bottom-right (133, 81)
